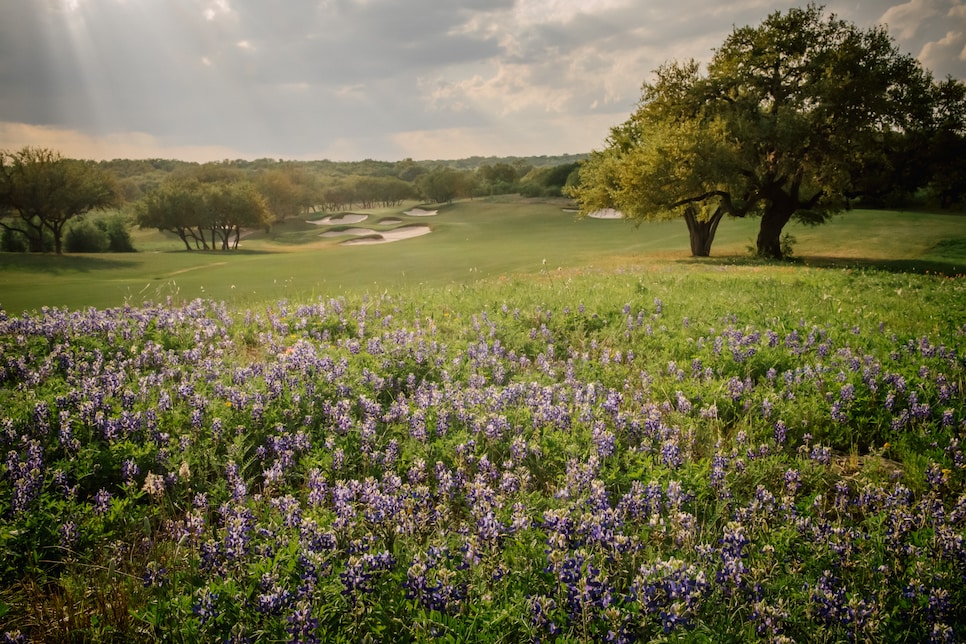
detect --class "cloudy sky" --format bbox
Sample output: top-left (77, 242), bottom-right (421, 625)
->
top-left (1, 0), bottom-right (963, 162)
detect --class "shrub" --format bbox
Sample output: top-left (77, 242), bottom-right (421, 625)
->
top-left (63, 215), bottom-right (135, 253)
top-left (64, 219), bottom-right (108, 253)
top-left (1, 228), bottom-right (29, 252)
top-left (100, 215), bottom-right (136, 252)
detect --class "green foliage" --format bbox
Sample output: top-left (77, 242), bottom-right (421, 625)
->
top-left (136, 165), bottom-right (270, 251)
top-left (64, 219), bottom-right (109, 253)
top-left (0, 147), bottom-right (120, 254)
top-left (416, 168), bottom-right (473, 204)
top-left (570, 4), bottom-right (961, 260)
top-left (101, 215), bottom-right (136, 252)
top-left (65, 215), bottom-right (136, 253)
top-left (0, 228), bottom-right (29, 253)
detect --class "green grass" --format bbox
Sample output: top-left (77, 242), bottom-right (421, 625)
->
top-left (2, 206), bottom-right (965, 641)
top-left (1, 199), bottom-right (964, 314)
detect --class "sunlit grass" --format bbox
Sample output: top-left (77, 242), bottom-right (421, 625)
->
top-left (3, 198), bottom-right (964, 314)
top-left (0, 222), bottom-right (964, 640)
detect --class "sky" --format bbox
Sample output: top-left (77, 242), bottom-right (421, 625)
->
top-left (1, 0), bottom-right (964, 163)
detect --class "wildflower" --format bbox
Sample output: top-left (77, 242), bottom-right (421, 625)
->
top-left (142, 561), bottom-right (168, 588)
top-left (59, 521), bottom-right (78, 548)
top-left (142, 472), bottom-right (166, 498)
top-left (773, 420), bottom-right (787, 445)
top-left (93, 488), bottom-right (112, 516)
top-left (121, 459), bottom-right (139, 485)
top-left (193, 588), bottom-right (219, 625)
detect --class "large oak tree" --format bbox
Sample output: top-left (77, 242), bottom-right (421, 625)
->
top-left (570, 5), bottom-right (960, 258)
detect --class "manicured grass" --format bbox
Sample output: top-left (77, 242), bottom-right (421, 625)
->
top-left (1, 199), bottom-right (964, 315)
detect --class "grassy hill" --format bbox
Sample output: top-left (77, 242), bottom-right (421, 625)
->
top-left (0, 202), bottom-right (965, 640)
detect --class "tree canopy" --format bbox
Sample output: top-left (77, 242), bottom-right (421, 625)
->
top-left (569, 4), bottom-right (965, 258)
top-left (0, 147), bottom-right (119, 254)
top-left (136, 165), bottom-right (271, 251)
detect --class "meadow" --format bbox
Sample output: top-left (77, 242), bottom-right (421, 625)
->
top-left (0, 200), bottom-right (965, 642)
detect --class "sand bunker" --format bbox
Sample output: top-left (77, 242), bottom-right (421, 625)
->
top-left (404, 208), bottom-right (438, 216)
top-left (379, 217), bottom-right (403, 225)
top-left (340, 225), bottom-right (431, 245)
top-left (309, 213), bottom-right (369, 225)
top-left (319, 228), bottom-right (376, 238)
top-left (588, 208), bottom-right (623, 219)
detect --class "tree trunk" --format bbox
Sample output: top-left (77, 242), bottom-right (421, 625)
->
top-left (683, 205), bottom-right (726, 257)
top-left (28, 233), bottom-right (45, 253)
top-left (756, 201), bottom-right (794, 259)
top-left (176, 228), bottom-right (192, 251)
top-left (51, 222), bottom-right (64, 255)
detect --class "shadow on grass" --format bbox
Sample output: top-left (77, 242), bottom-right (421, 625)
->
top-left (794, 256), bottom-right (965, 276)
top-left (678, 252), bottom-right (966, 277)
top-left (0, 252), bottom-right (140, 274)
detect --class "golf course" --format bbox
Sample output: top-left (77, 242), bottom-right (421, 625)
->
top-left (2, 198), bottom-right (965, 315)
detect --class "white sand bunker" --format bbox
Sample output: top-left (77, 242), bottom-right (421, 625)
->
top-left (404, 208), bottom-right (438, 216)
top-left (341, 225), bottom-right (431, 245)
top-left (588, 208), bottom-right (623, 219)
top-left (320, 227), bottom-right (376, 238)
top-left (309, 213), bottom-right (369, 225)
top-left (379, 217), bottom-right (403, 225)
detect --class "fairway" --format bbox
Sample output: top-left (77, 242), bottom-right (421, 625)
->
top-left (1, 198), bottom-right (965, 314)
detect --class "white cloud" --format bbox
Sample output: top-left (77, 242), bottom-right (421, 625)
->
top-left (878, 0), bottom-right (966, 77)
top-left (203, 0), bottom-right (232, 21)
top-left (420, 63), bottom-right (575, 116)
top-left (511, 0), bottom-right (634, 25)
top-left (919, 30), bottom-right (966, 72)
top-left (880, 0), bottom-right (944, 39)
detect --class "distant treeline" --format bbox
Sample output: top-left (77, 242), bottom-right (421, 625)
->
top-left (98, 154), bottom-right (589, 208)
top-left (1, 148), bottom-right (589, 254)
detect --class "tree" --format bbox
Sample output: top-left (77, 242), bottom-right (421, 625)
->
top-left (256, 167), bottom-right (318, 222)
top-left (570, 5), bottom-right (944, 258)
top-left (347, 176), bottom-right (415, 208)
top-left (0, 147), bottom-right (119, 254)
top-left (925, 77), bottom-right (966, 209)
top-left (136, 178), bottom-right (211, 250)
top-left (136, 167), bottom-right (271, 251)
top-left (416, 168), bottom-right (472, 204)
top-left (205, 180), bottom-right (271, 250)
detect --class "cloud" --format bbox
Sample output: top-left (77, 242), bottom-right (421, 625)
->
top-left (919, 30), bottom-right (966, 74)
top-left (391, 112), bottom-right (620, 159)
top-left (1, 1), bottom-right (963, 162)
top-left (877, 0), bottom-right (966, 77)
top-left (880, 0), bottom-right (944, 39)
